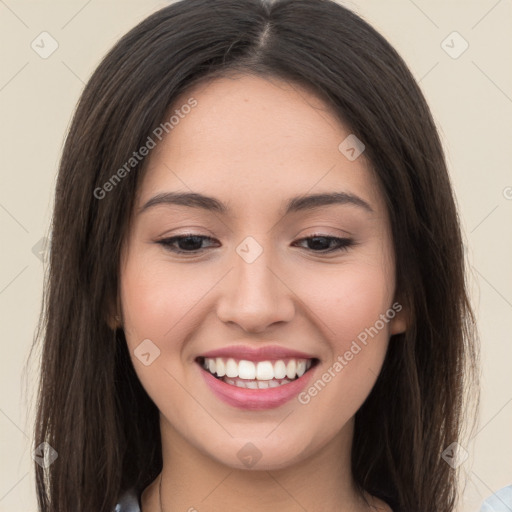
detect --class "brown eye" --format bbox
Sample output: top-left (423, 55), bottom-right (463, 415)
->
top-left (293, 235), bottom-right (355, 253)
top-left (157, 233), bottom-right (355, 255)
top-left (157, 234), bottom-right (218, 254)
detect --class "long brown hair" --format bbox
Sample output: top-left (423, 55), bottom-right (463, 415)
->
top-left (30, 0), bottom-right (479, 510)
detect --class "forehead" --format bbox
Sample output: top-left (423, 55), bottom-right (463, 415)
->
top-left (138, 74), bottom-right (385, 217)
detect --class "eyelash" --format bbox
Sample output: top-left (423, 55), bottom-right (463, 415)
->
top-left (156, 233), bottom-right (355, 255)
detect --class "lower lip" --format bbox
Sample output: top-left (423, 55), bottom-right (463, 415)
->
top-left (198, 363), bottom-right (317, 410)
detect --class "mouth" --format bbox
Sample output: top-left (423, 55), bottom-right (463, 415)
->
top-left (195, 356), bottom-right (320, 389)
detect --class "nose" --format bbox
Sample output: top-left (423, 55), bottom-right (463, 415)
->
top-left (216, 244), bottom-right (296, 333)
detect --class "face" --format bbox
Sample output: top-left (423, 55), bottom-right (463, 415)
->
top-left (119, 74), bottom-right (406, 471)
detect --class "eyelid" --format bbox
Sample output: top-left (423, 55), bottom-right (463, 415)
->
top-left (293, 225), bottom-right (354, 238)
top-left (156, 232), bottom-right (356, 256)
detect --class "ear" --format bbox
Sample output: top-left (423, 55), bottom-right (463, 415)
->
top-left (389, 300), bottom-right (409, 335)
top-left (106, 312), bottom-right (122, 331)
top-left (105, 291), bottom-right (122, 331)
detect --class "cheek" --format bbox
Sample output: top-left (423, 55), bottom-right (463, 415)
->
top-left (120, 261), bottom-right (166, 344)
top-left (302, 262), bottom-right (395, 347)
top-left (120, 252), bottom-right (210, 345)
top-left (292, 264), bottom-right (394, 428)
top-left (119, 253), bottom-right (210, 422)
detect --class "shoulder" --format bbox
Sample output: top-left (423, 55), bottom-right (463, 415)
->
top-left (364, 491), bottom-right (395, 512)
top-left (113, 488), bottom-right (142, 512)
top-left (479, 484), bottom-right (512, 512)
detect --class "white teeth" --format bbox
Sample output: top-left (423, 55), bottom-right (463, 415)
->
top-left (225, 358), bottom-right (238, 378)
top-left (273, 360), bottom-right (287, 379)
top-left (215, 357), bottom-right (225, 377)
top-left (222, 377), bottom-right (293, 389)
top-left (238, 360), bottom-right (256, 380)
top-left (296, 360), bottom-right (306, 377)
top-left (286, 360), bottom-right (297, 379)
top-left (201, 356), bottom-right (315, 381)
top-left (256, 361), bottom-right (274, 380)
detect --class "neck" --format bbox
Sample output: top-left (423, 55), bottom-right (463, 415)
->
top-left (141, 415), bottom-right (380, 512)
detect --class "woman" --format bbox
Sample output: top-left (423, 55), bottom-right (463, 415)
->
top-left (31, 0), bottom-right (479, 511)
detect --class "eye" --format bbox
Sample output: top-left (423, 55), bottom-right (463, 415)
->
top-left (292, 234), bottom-right (355, 253)
top-left (157, 233), bottom-right (355, 255)
top-left (157, 234), bottom-right (218, 254)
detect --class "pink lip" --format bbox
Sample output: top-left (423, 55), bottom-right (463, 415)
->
top-left (199, 344), bottom-right (317, 362)
top-left (198, 362), bottom-right (317, 410)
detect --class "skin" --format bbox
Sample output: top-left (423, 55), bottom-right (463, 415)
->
top-left (118, 74), bottom-right (407, 512)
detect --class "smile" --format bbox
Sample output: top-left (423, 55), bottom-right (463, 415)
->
top-left (199, 357), bottom-right (315, 388)
top-left (196, 353), bottom-right (319, 410)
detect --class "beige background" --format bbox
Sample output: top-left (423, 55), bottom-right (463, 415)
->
top-left (0, 0), bottom-right (511, 510)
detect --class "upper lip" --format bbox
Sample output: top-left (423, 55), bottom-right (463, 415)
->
top-left (198, 344), bottom-right (318, 362)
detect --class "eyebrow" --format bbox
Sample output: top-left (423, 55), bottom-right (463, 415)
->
top-left (139, 190), bottom-right (374, 216)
